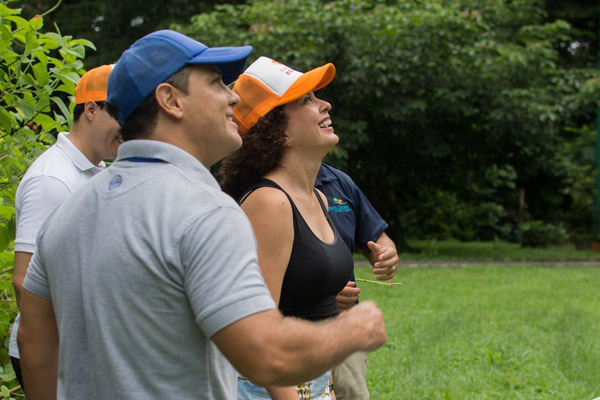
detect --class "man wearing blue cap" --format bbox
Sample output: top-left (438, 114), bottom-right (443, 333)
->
top-left (17, 30), bottom-right (387, 399)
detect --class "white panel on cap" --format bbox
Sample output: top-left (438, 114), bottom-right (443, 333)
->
top-left (244, 56), bottom-right (303, 97)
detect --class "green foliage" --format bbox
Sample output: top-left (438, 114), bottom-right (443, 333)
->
top-left (360, 265), bottom-right (600, 398)
top-left (12, 0), bottom-right (248, 68)
top-left (177, 0), bottom-right (600, 244)
top-left (0, 0), bottom-right (93, 392)
top-left (0, 385), bottom-right (17, 400)
top-left (520, 220), bottom-right (568, 248)
top-left (545, 0), bottom-right (598, 68)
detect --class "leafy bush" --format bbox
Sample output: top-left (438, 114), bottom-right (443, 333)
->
top-left (521, 220), bottom-right (568, 247)
top-left (0, 1), bottom-right (94, 394)
top-left (176, 0), bottom-right (599, 244)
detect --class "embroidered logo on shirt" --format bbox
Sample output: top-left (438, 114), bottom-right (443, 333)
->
top-left (328, 197), bottom-right (351, 213)
top-left (108, 175), bottom-right (122, 190)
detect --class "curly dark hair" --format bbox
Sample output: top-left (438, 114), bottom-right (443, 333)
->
top-left (220, 106), bottom-right (288, 201)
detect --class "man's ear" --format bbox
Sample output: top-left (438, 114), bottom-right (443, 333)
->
top-left (83, 100), bottom-right (99, 122)
top-left (155, 83), bottom-right (184, 120)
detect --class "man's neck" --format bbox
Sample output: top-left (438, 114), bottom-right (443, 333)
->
top-left (66, 126), bottom-right (100, 165)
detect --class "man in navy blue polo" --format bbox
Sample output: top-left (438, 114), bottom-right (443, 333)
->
top-left (316, 163), bottom-right (398, 400)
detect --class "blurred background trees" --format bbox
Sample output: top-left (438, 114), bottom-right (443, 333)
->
top-left (7, 0), bottom-right (600, 250)
top-left (175, 0), bottom-right (600, 248)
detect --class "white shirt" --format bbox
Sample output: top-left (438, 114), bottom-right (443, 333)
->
top-left (10, 132), bottom-right (105, 357)
top-left (14, 132), bottom-right (105, 252)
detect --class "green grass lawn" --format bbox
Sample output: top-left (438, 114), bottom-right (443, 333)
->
top-left (357, 265), bottom-right (600, 400)
top-left (401, 239), bottom-right (600, 261)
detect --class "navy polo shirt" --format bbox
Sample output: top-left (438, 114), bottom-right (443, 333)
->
top-left (315, 163), bottom-right (388, 256)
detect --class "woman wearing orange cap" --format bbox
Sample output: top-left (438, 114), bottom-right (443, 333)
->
top-left (221, 57), bottom-right (352, 400)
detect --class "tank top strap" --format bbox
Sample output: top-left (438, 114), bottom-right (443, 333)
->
top-left (239, 178), bottom-right (294, 206)
top-left (240, 179), bottom-right (331, 222)
top-left (313, 188), bottom-right (329, 215)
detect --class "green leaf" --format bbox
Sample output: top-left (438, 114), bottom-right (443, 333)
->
top-left (32, 113), bottom-right (59, 132)
top-left (0, 250), bottom-right (15, 269)
top-left (32, 49), bottom-right (49, 67)
top-left (44, 32), bottom-right (66, 48)
top-left (7, 217), bottom-right (15, 242)
top-left (30, 15), bottom-right (43, 30)
top-left (0, 4), bottom-right (20, 17)
top-left (32, 63), bottom-right (50, 86)
top-left (0, 111), bottom-right (13, 134)
top-left (65, 44), bottom-right (86, 59)
top-left (14, 101), bottom-right (35, 121)
top-left (51, 96), bottom-right (71, 121)
top-left (68, 38), bottom-right (96, 51)
top-left (60, 72), bottom-right (81, 85)
top-left (38, 35), bottom-right (61, 50)
top-left (0, 206), bottom-right (14, 220)
top-left (0, 226), bottom-right (8, 254)
top-left (3, 15), bottom-right (29, 28)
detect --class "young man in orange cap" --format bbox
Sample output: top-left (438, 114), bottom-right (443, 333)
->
top-left (10, 64), bottom-right (121, 389)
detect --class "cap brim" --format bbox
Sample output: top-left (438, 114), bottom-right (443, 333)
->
top-left (189, 45), bottom-right (253, 85)
top-left (275, 63), bottom-right (336, 106)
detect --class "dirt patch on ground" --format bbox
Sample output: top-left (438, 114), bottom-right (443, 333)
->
top-left (355, 259), bottom-right (600, 268)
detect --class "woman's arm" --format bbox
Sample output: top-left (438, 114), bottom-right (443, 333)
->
top-left (241, 187), bottom-right (300, 399)
top-left (241, 187), bottom-right (294, 304)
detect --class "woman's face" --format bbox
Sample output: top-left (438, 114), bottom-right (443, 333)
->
top-left (283, 91), bottom-right (338, 153)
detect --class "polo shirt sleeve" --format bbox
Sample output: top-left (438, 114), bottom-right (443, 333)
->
top-left (178, 205), bottom-right (275, 339)
top-left (14, 176), bottom-right (71, 253)
top-left (22, 228), bottom-right (52, 301)
top-left (341, 174), bottom-right (389, 250)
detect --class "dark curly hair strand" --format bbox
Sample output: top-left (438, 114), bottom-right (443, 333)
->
top-left (220, 106), bottom-right (288, 201)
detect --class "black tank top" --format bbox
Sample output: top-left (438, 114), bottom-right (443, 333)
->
top-left (241, 179), bottom-right (354, 321)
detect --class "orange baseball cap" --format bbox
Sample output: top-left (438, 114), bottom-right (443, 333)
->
top-left (75, 64), bottom-right (113, 104)
top-left (233, 56), bottom-right (335, 135)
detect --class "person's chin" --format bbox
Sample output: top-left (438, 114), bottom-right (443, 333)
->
top-left (227, 132), bottom-right (243, 153)
top-left (228, 125), bottom-right (243, 143)
top-left (325, 133), bottom-right (339, 147)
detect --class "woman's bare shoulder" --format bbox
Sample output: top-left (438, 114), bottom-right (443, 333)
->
top-left (241, 186), bottom-right (292, 218)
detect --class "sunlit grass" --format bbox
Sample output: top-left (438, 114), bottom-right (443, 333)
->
top-left (358, 265), bottom-right (600, 400)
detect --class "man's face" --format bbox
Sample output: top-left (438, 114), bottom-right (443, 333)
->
top-left (93, 106), bottom-right (122, 160)
top-left (179, 65), bottom-right (242, 167)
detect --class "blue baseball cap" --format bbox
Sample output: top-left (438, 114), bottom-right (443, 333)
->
top-left (107, 30), bottom-right (253, 126)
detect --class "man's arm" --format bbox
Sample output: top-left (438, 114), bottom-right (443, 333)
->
top-left (12, 252), bottom-right (33, 309)
top-left (14, 176), bottom-right (72, 308)
top-left (336, 232), bottom-right (396, 310)
top-left (359, 232), bottom-right (398, 281)
top-left (212, 300), bottom-right (386, 388)
top-left (18, 289), bottom-right (59, 400)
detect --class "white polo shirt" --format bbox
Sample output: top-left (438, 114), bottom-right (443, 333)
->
top-left (14, 132), bottom-right (105, 252)
top-left (10, 132), bottom-right (105, 357)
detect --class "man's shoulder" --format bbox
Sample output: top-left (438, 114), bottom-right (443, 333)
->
top-left (318, 163), bottom-right (357, 191)
top-left (21, 143), bottom-right (80, 185)
top-left (320, 163), bottom-right (354, 180)
top-left (106, 162), bottom-right (240, 217)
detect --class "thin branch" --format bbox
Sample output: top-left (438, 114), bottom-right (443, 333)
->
top-left (41, 0), bottom-right (63, 18)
